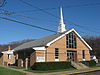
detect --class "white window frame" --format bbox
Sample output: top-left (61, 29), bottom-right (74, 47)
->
top-left (36, 56), bottom-right (45, 62)
top-left (55, 48), bottom-right (59, 61)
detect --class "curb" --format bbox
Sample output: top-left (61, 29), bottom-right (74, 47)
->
top-left (62, 68), bottom-right (100, 75)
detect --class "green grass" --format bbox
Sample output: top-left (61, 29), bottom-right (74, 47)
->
top-left (25, 68), bottom-right (76, 73)
top-left (0, 67), bottom-right (26, 75)
top-left (9, 66), bottom-right (24, 69)
top-left (90, 65), bottom-right (100, 68)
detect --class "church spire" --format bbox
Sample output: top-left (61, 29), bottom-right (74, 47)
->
top-left (58, 7), bottom-right (66, 33)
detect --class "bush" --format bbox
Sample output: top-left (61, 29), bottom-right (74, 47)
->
top-left (31, 61), bottom-right (74, 70)
top-left (81, 60), bottom-right (96, 67)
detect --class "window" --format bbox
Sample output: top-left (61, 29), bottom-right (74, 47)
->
top-left (8, 54), bottom-right (11, 59)
top-left (66, 32), bottom-right (77, 48)
top-left (82, 50), bottom-right (85, 59)
top-left (55, 48), bottom-right (59, 59)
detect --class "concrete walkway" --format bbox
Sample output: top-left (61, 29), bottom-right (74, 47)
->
top-left (1, 66), bottom-right (100, 75)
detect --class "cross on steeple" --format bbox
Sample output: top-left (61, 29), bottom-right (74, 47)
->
top-left (58, 7), bottom-right (66, 33)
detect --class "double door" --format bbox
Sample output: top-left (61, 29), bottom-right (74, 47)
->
top-left (67, 51), bottom-right (77, 61)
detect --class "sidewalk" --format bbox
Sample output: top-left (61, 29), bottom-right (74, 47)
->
top-left (1, 66), bottom-right (100, 75)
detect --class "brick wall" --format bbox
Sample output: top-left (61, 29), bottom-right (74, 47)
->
top-left (0, 54), bottom-right (3, 65)
top-left (30, 51), bottom-right (36, 67)
top-left (16, 32), bottom-right (91, 67)
top-left (3, 54), bottom-right (15, 65)
top-left (43, 33), bottom-right (91, 62)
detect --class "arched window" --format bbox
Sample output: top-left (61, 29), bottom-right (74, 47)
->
top-left (66, 32), bottom-right (77, 48)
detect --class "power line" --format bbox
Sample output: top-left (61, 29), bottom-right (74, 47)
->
top-left (17, 2), bottom-right (100, 13)
top-left (0, 0), bottom-right (6, 7)
top-left (0, 17), bottom-right (97, 49)
top-left (64, 2), bottom-right (100, 8)
top-left (0, 15), bottom-right (97, 36)
top-left (19, 0), bottom-right (79, 26)
top-left (73, 24), bottom-right (100, 34)
top-left (0, 9), bottom-right (58, 32)
top-left (76, 30), bottom-right (97, 36)
top-left (1, 1), bottom-right (99, 35)
top-left (19, 0), bottom-right (60, 19)
top-left (0, 16), bottom-right (57, 33)
top-left (2, 9), bottom-right (99, 34)
top-left (1, 8), bottom-right (99, 35)
top-left (0, 9), bottom-right (58, 26)
top-left (0, 9), bottom-right (59, 31)
top-left (19, 0), bottom-right (100, 34)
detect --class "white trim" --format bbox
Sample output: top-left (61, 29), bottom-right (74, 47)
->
top-left (55, 59), bottom-right (59, 61)
top-left (72, 29), bottom-right (92, 50)
top-left (2, 50), bottom-right (14, 54)
top-left (83, 59), bottom-right (86, 61)
top-left (47, 29), bottom-right (73, 46)
top-left (36, 56), bottom-right (45, 62)
top-left (33, 47), bottom-right (46, 50)
top-left (46, 29), bottom-right (92, 50)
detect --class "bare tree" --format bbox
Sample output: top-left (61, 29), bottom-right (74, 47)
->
top-left (0, 0), bottom-right (6, 7)
top-left (83, 36), bottom-right (100, 59)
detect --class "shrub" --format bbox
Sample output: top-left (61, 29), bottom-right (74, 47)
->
top-left (31, 61), bottom-right (74, 70)
top-left (81, 60), bottom-right (96, 67)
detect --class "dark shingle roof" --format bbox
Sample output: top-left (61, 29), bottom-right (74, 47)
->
top-left (14, 33), bottom-right (63, 52)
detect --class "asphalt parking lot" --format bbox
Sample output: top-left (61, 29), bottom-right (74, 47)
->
top-left (71, 70), bottom-right (100, 75)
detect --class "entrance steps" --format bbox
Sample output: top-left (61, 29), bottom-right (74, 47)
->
top-left (71, 61), bottom-right (89, 69)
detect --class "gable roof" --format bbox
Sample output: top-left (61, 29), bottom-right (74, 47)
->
top-left (14, 29), bottom-right (92, 52)
top-left (14, 32), bottom-right (64, 52)
top-left (46, 29), bottom-right (92, 50)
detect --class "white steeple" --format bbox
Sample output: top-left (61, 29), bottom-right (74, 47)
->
top-left (58, 7), bottom-right (66, 33)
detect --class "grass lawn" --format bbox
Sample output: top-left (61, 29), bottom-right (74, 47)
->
top-left (25, 68), bottom-right (76, 73)
top-left (25, 65), bottom-right (100, 73)
top-left (0, 67), bottom-right (26, 75)
top-left (90, 65), bottom-right (100, 68)
top-left (9, 66), bottom-right (76, 73)
top-left (9, 66), bottom-right (24, 69)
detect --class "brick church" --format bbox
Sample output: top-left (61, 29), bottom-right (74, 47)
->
top-left (13, 7), bottom-right (92, 68)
